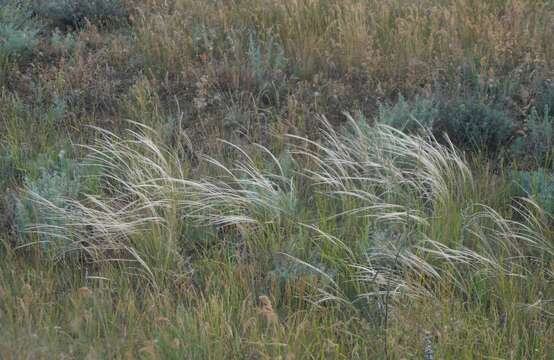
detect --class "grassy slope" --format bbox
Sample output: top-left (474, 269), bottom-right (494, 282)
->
top-left (0, 0), bottom-right (553, 358)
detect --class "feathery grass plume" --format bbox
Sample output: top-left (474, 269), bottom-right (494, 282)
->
top-left (178, 140), bottom-right (298, 228)
top-left (297, 200), bottom-right (553, 309)
top-left (464, 199), bottom-right (553, 263)
top-left (23, 122), bottom-right (299, 283)
top-left (22, 114), bottom-right (553, 317)
top-left (289, 114), bottom-right (473, 225)
top-left (285, 115), bottom-right (552, 306)
top-left (24, 122), bottom-right (187, 287)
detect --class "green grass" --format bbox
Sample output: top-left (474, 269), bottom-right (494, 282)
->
top-left (0, 0), bottom-right (553, 358)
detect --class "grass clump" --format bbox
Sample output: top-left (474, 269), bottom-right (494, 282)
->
top-left (14, 118), bottom-right (553, 358)
top-left (24, 124), bottom-right (188, 287)
top-left (0, 0), bottom-right (553, 358)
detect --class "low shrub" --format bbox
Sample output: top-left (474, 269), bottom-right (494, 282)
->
top-left (0, 22), bottom-right (39, 58)
top-left (511, 106), bottom-right (553, 167)
top-left (50, 28), bottom-right (77, 54)
top-left (12, 151), bottom-right (83, 248)
top-left (535, 81), bottom-right (554, 118)
top-left (31, 0), bottom-right (128, 28)
top-left (376, 94), bottom-right (439, 133)
top-left (0, 2), bottom-right (40, 82)
top-left (511, 170), bottom-right (554, 215)
top-left (436, 100), bottom-right (514, 153)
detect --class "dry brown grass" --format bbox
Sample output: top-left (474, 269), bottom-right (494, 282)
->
top-left (133, 0), bottom-right (553, 94)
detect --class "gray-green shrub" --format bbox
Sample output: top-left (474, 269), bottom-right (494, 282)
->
top-left (535, 82), bottom-right (554, 118)
top-left (0, 2), bottom-right (40, 82)
top-left (13, 152), bottom-right (82, 248)
top-left (511, 170), bottom-right (554, 215)
top-left (436, 100), bottom-right (514, 153)
top-left (376, 94), bottom-right (439, 133)
top-left (511, 106), bottom-right (553, 166)
top-left (50, 28), bottom-right (77, 53)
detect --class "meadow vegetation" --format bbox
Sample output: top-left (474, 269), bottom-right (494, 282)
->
top-left (0, 0), bottom-right (553, 358)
